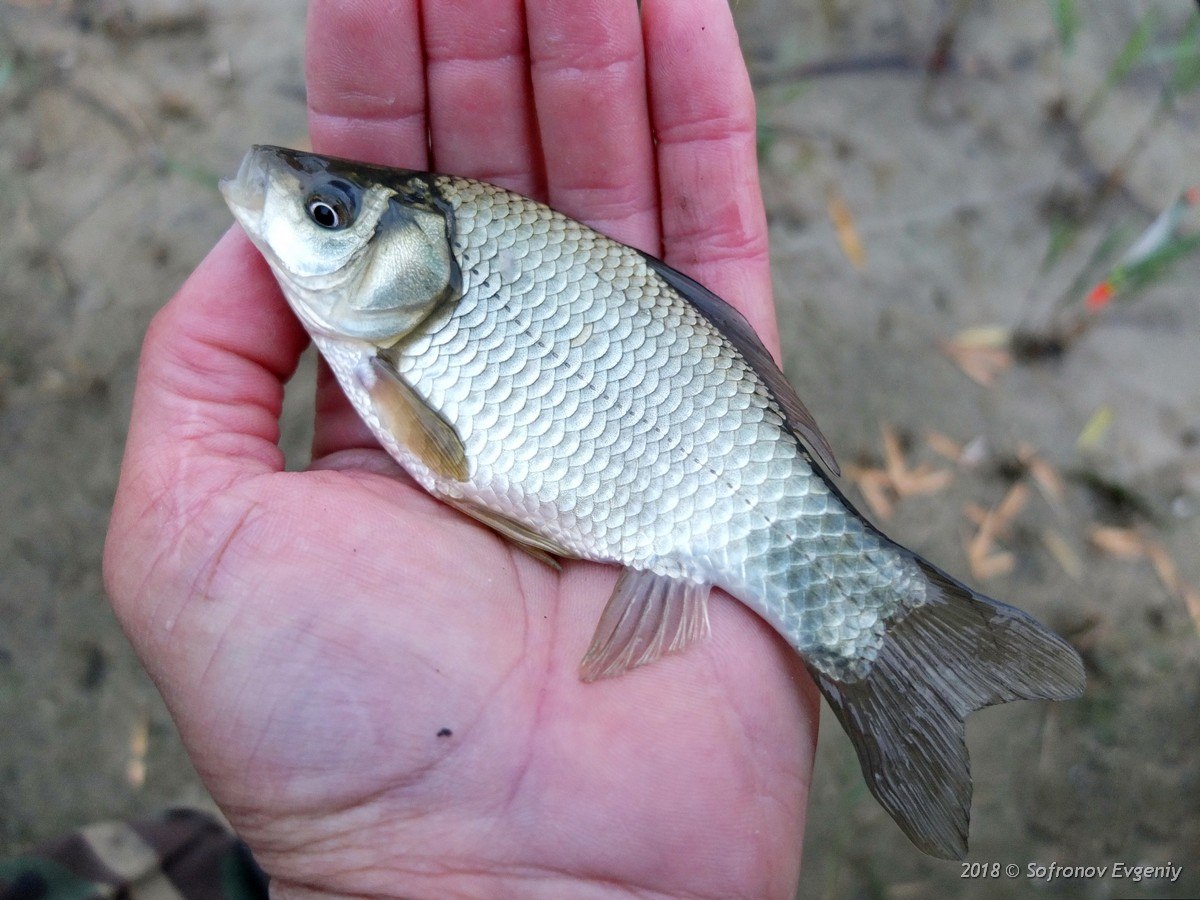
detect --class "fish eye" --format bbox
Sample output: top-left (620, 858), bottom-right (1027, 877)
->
top-left (305, 179), bottom-right (358, 230)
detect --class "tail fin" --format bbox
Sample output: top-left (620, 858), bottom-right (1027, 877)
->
top-left (813, 557), bottom-right (1085, 859)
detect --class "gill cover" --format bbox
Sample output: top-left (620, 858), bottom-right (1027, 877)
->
top-left (346, 194), bottom-right (461, 343)
top-left (224, 146), bottom-right (462, 345)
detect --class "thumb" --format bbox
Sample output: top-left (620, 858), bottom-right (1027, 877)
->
top-left (104, 226), bottom-right (307, 643)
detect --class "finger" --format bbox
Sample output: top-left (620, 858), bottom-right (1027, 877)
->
top-left (423, 0), bottom-right (543, 198)
top-left (526, 0), bottom-right (660, 252)
top-left (107, 229), bottom-right (308, 602)
top-left (309, 350), bottom-right (378, 465)
top-left (306, 0), bottom-right (428, 167)
top-left (642, 0), bottom-right (779, 355)
top-left (120, 229), bottom-right (306, 489)
top-left (310, 358), bottom-right (382, 459)
top-left (306, 0), bottom-right (428, 459)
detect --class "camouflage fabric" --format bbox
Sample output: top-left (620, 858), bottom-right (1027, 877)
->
top-left (0, 808), bottom-right (267, 900)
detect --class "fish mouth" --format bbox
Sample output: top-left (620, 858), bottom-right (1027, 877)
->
top-left (219, 147), bottom-right (270, 235)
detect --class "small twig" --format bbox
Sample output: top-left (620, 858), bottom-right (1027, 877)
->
top-left (751, 53), bottom-right (918, 88)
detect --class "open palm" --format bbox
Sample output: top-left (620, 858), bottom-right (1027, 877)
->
top-left (105, 1), bottom-right (818, 896)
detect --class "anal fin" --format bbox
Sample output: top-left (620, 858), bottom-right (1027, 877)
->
top-left (580, 568), bottom-right (712, 682)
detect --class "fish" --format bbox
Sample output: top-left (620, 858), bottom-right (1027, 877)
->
top-left (220, 145), bottom-right (1085, 859)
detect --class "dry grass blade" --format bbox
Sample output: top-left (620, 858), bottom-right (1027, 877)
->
top-left (965, 483), bottom-right (1028, 533)
top-left (1088, 525), bottom-right (1147, 560)
top-left (963, 483), bottom-right (1029, 581)
top-left (845, 464), bottom-right (895, 521)
top-left (963, 501), bottom-right (989, 528)
top-left (846, 424), bottom-right (955, 521)
top-left (940, 328), bottom-right (1013, 386)
top-left (1145, 542), bottom-right (1182, 596)
top-left (1088, 527), bottom-right (1199, 632)
top-left (967, 520), bottom-right (1016, 580)
top-left (881, 424), bottom-right (954, 496)
top-left (127, 715), bottom-right (149, 789)
top-left (1018, 442), bottom-right (1066, 512)
top-left (993, 482), bottom-right (1030, 531)
top-left (1183, 585), bottom-right (1200, 635)
top-left (826, 185), bottom-right (866, 269)
top-left (925, 430), bottom-right (964, 463)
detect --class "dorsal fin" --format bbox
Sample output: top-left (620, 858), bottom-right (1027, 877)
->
top-left (643, 254), bottom-right (840, 476)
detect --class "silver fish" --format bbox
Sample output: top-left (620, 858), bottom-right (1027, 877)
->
top-left (221, 145), bottom-right (1085, 859)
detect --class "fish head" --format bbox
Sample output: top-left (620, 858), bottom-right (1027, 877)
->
top-left (220, 146), bottom-right (459, 344)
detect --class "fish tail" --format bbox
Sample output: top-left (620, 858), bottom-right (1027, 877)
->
top-left (812, 555), bottom-right (1085, 859)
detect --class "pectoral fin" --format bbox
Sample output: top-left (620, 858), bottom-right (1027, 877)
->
top-left (452, 500), bottom-right (573, 571)
top-left (580, 569), bottom-right (712, 682)
top-left (362, 356), bottom-right (469, 482)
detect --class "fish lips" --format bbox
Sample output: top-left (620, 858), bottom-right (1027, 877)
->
top-left (219, 147), bottom-right (272, 235)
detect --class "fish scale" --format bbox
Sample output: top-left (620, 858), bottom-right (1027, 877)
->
top-left (224, 146), bottom-right (1085, 859)
top-left (369, 174), bottom-right (906, 679)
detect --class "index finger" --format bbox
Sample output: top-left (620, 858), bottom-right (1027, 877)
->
top-left (106, 229), bottom-right (308, 606)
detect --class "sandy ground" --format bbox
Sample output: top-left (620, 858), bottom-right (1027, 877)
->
top-left (2, 1), bottom-right (1198, 897)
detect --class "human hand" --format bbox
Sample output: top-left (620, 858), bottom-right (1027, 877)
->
top-left (104, 1), bottom-right (817, 896)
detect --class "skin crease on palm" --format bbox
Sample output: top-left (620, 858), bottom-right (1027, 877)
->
top-left (103, 0), bottom-right (820, 896)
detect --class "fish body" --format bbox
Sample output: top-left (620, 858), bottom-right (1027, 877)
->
top-left (311, 173), bottom-right (906, 681)
top-left (222, 146), bottom-right (1084, 859)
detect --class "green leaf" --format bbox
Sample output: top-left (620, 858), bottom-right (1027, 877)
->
top-left (756, 121), bottom-right (779, 161)
top-left (1050, 0), bottom-right (1080, 52)
top-left (163, 156), bottom-right (222, 193)
top-left (1109, 8), bottom-right (1159, 87)
top-left (1042, 216), bottom-right (1081, 272)
top-left (1119, 231), bottom-right (1200, 294)
top-left (1059, 225), bottom-right (1132, 310)
top-left (1080, 9), bottom-right (1160, 122)
top-left (1169, 12), bottom-right (1200, 97)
